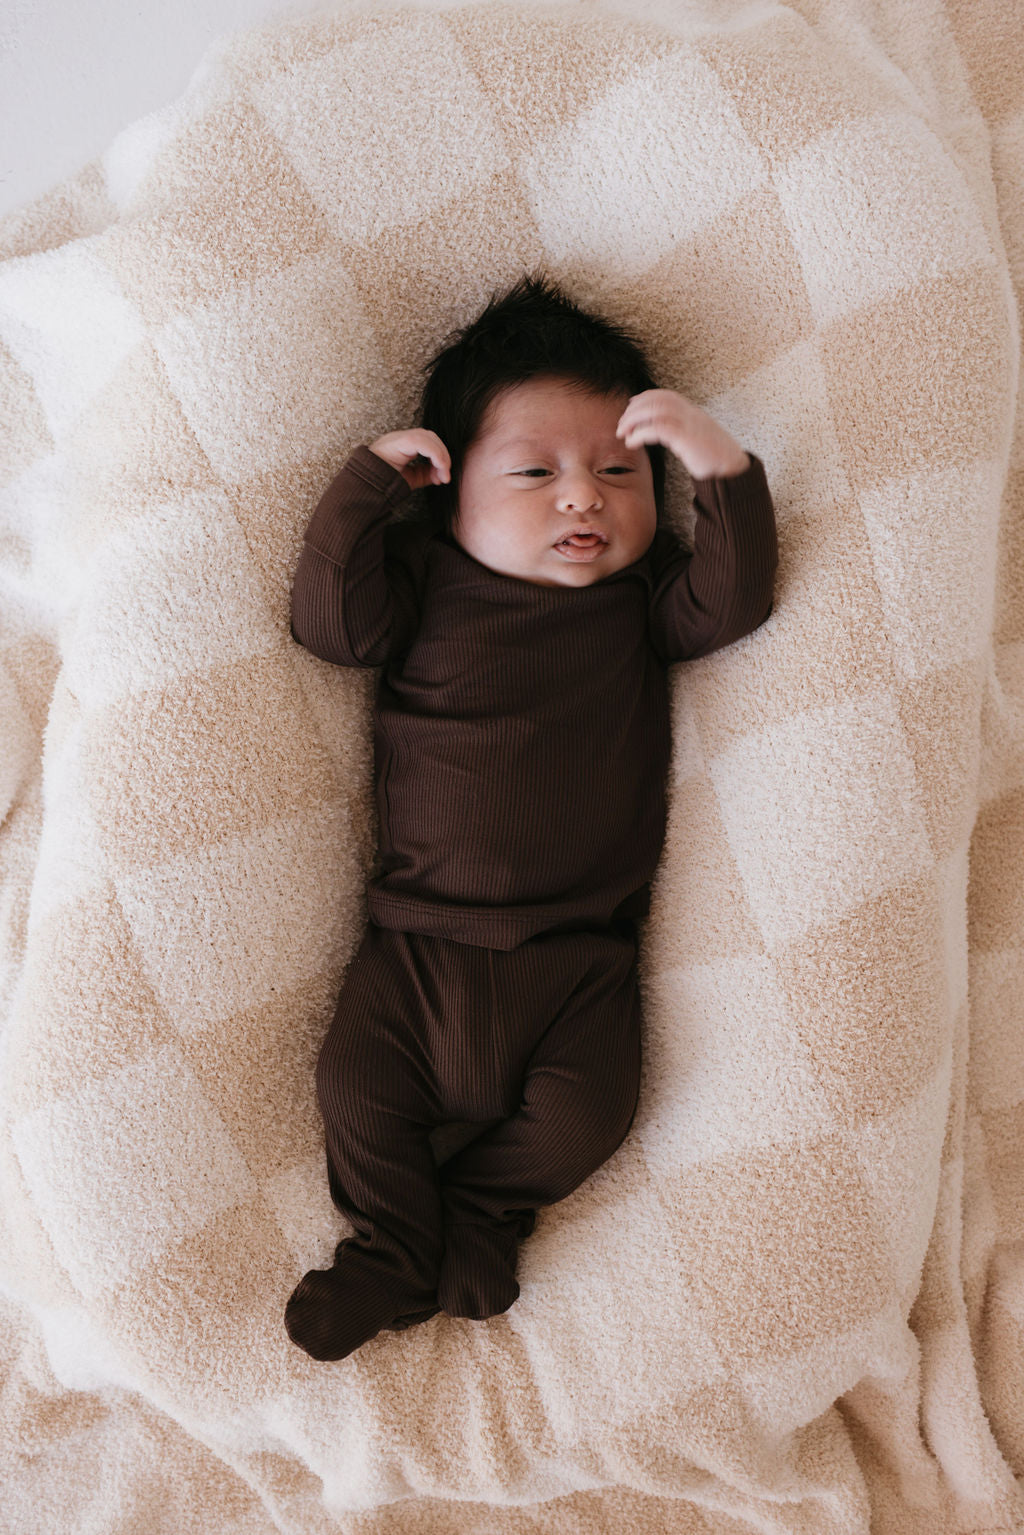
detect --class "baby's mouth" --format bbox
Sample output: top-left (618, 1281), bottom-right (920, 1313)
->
top-left (554, 531), bottom-right (609, 561)
top-left (554, 532), bottom-right (608, 548)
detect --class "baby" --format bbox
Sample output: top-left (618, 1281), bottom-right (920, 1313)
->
top-left (285, 274), bottom-right (778, 1360)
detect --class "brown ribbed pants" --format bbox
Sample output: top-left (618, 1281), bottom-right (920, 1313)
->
top-left (284, 918), bottom-right (642, 1360)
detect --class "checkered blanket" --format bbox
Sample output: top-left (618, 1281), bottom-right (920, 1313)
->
top-left (1, 0), bottom-right (1022, 1530)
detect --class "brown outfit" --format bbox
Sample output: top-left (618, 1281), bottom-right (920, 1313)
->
top-left (285, 444), bottom-right (778, 1358)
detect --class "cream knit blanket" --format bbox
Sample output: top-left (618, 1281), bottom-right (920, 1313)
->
top-left (1, 0), bottom-right (1022, 1530)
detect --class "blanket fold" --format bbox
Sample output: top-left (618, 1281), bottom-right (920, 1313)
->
top-left (1, 0), bottom-right (1022, 1530)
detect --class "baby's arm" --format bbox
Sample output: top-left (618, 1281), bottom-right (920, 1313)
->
top-left (290, 446), bottom-right (415, 667)
top-left (366, 428), bottom-right (451, 491)
top-left (618, 390), bottom-right (778, 662)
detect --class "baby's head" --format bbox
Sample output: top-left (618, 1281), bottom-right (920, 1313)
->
top-left (418, 275), bottom-right (666, 588)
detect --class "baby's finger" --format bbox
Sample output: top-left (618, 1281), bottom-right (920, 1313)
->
top-left (619, 421), bottom-right (664, 448)
top-left (616, 400), bottom-right (658, 437)
top-left (409, 450), bottom-right (450, 485)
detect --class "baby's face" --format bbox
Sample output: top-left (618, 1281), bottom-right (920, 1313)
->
top-left (451, 376), bottom-right (658, 588)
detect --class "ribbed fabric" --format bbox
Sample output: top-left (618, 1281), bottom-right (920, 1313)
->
top-left (284, 922), bottom-right (642, 1360)
top-left (285, 441), bottom-right (778, 1359)
top-left (290, 444), bottom-right (778, 951)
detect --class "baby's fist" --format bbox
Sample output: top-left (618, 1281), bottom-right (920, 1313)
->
top-left (616, 390), bottom-right (749, 479)
top-left (368, 429), bottom-right (451, 490)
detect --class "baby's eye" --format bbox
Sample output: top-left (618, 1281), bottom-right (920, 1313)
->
top-left (514, 465), bottom-right (634, 477)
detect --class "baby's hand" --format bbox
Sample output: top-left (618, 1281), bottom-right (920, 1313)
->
top-left (368, 429), bottom-right (451, 490)
top-left (616, 390), bottom-right (750, 479)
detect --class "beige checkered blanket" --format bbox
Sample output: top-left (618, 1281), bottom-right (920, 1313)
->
top-left (2, 0), bottom-right (1022, 1530)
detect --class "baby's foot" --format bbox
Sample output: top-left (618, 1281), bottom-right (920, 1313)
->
top-left (285, 1249), bottom-right (437, 1359)
top-left (437, 1223), bottom-right (520, 1319)
top-left (382, 1302), bottom-right (442, 1331)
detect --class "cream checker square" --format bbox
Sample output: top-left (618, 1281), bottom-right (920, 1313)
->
top-left (859, 459), bottom-right (1002, 680)
top-left (708, 692), bottom-right (935, 951)
top-left (113, 802), bottom-right (355, 1029)
top-left (152, 249), bottom-right (397, 482)
top-left (60, 494), bottom-right (278, 712)
top-left (246, 15), bottom-right (510, 246)
top-left (637, 952), bottom-right (835, 1177)
top-left (524, 49), bottom-right (768, 277)
top-left (773, 110), bottom-right (995, 326)
top-left (0, 244), bottom-right (144, 443)
top-left (12, 1045), bottom-right (256, 1300)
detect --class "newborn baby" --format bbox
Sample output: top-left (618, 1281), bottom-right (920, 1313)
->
top-left (285, 273), bottom-right (778, 1360)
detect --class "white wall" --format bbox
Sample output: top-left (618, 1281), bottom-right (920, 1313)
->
top-left (0, 0), bottom-right (329, 220)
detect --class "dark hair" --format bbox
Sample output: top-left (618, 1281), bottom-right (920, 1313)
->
top-left (415, 273), bottom-right (666, 536)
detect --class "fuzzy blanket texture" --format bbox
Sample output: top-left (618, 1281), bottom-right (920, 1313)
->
top-left (1, 0), bottom-right (1022, 1530)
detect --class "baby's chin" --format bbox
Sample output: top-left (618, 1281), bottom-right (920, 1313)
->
top-left (449, 528), bottom-right (651, 587)
top-left (523, 546), bottom-right (642, 588)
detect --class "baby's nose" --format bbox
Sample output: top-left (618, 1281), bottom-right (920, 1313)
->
top-left (556, 476), bottom-right (603, 512)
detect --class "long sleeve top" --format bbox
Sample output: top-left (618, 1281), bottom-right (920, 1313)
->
top-left (290, 444), bottom-right (778, 950)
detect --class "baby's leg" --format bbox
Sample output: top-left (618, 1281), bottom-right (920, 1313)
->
top-left (436, 927), bottom-right (642, 1320)
top-left (285, 926), bottom-right (447, 1361)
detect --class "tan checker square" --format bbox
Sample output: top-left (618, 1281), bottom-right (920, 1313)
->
top-left (246, 12), bottom-right (511, 247)
top-left (340, 166), bottom-right (547, 404)
top-left (177, 973), bottom-right (338, 1180)
top-left (896, 658), bottom-right (986, 858)
top-left (977, 643), bottom-right (1024, 806)
top-left (101, 102), bottom-right (334, 328)
top-left (113, 1200), bottom-right (299, 1405)
top-left (444, 4), bottom-right (674, 148)
top-left (12, 1044), bottom-right (257, 1300)
top-left (151, 247), bottom-right (401, 483)
top-left (80, 655), bottom-right (338, 869)
top-left (0, 630), bottom-right (58, 743)
top-left (698, 8), bottom-right (903, 163)
top-left (0, 655), bottom-right (33, 819)
top-left (0, 162), bottom-right (115, 262)
top-left (822, 265), bottom-right (1012, 492)
top-left (979, 1102), bottom-right (1024, 1242)
top-left (948, 0), bottom-right (1024, 123)
top-left (968, 948), bottom-right (1024, 1116)
top-left (648, 1134), bottom-right (893, 1365)
top-left (708, 692), bottom-right (936, 952)
top-left (588, 185), bottom-right (816, 402)
top-left (772, 874), bottom-right (948, 1124)
top-left (968, 785), bottom-right (1024, 952)
top-left (113, 800), bottom-right (360, 1029)
top-left (523, 46), bottom-right (769, 280)
top-left (993, 460), bottom-right (1024, 646)
top-left (647, 771), bottom-right (766, 968)
top-left (773, 111), bottom-right (993, 325)
top-left (8, 885), bottom-right (179, 1113)
top-left (989, 111), bottom-right (1024, 292)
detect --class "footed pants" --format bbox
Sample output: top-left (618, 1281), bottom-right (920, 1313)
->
top-left (285, 918), bottom-right (642, 1360)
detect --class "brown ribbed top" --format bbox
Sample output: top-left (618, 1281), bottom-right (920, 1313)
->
top-left (291, 444), bottom-right (778, 949)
